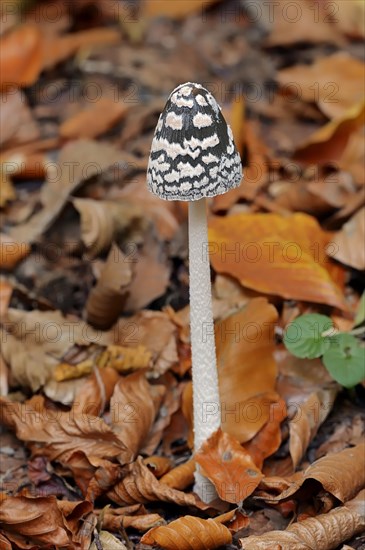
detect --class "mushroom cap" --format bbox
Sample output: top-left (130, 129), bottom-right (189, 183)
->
top-left (147, 82), bottom-right (243, 201)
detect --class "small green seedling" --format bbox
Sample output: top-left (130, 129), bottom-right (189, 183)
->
top-left (283, 307), bottom-right (365, 388)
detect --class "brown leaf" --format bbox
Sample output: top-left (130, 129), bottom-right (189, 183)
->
top-left (0, 24), bottom-right (42, 87)
top-left (0, 233), bottom-right (30, 270)
top-left (0, 394), bottom-right (132, 464)
top-left (74, 197), bottom-right (143, 258)
top-left (261, 443), bottom-right (365, 505)
top-left (0, 279), bottom-right (12, 319)
top-left (160, 459), bottom-right (196, 491)
top-left (0, 89), bottom-right (40, 148)
top-left (0, 495), bottom-right (72, 549)
top-left (195, 429), bottom-right (264, 503)
top-left (86, 244), bottom-right (132, 329)
top-left (60, 98), bottom-right (128, 139)
top-left (73, 366), bottom-right (120, 417)
top-left (141, 515), bottom-right (232, 550)
top-left (100, 506), bottom-right (165, 532)
top-left (327, 207), bottom-right (365, 270)
top-left (294, 100), bottom-right (365, 164)
top-left (208, 213), bottom-right (347, 310)
top-left (278, 53), bottom-right (365, 119)
top-left (288, 389), bottom-right (338, 469)
top-left (107, 456), bottom-right (204, 508)
top-left (97, 344), bottom-right (152, 373)
top-left (143, 456), bottom-right (173, 478)
top-left (110, 371), bottom-right (163, 458)
top-left (239, 489), bottom-right (365, 550)
top-left (143, 0), bottom-right (221, 19)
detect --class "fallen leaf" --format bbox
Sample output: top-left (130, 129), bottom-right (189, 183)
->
top-left (110, 371), bottom-right (163, 458)
top-left (143, 456), bottom-right (173, 478)
top-left (239, 489), bottom-right (365, 550)
top-left (60, 97), bottom-right (128, 139)
top-left (289, 391), bottom-right (338, 468)
top-left (107, 456), bottom-right (204, 508)
top-left (99, 506), bottom-right (165, 532)
top-left (195, 429), bottom-right (264, 503)
top-left (74, 197), bottom-right (143, 258)
top-left (0, 233), bottom-right (30, 270)
top-left (328, 0), bottom-right (365, 39)
top-left (86, 244), bottom-right (132, 329)
top-left (0, 495), bottom-right (73, 548)
top-left (277, 53), bottom-right (365, 119)
top-left (90, 531), bottom-right (127, 550)
top-left (0, 24), bottom-right (42, 87)
top-left (0, 280), bottom-right (12, 319)
top-left (72, 366), bottom-right (120, 417)
top-left (327, 207), bottom-right (365, 270)
top-left (143, 0), bottom-right (221, 19)
top-left (294, 100), bottom-right (365, 164)
top-left (0, 160), bottom-right (16, 206)
top-left (141, 515), bottom-right (232, 550)
top-left (264, 0), bottom-right (343, 47)
top-left (0, 353), bottom-right (9, 397)
top-left (0, 89), bottom-right (40, 148)
top-left (160, 459), bottom-right (196, 491)
top-left (97, 344), bottom-right (152, 373)
top-left (208, 213), bottom-right (347, 309)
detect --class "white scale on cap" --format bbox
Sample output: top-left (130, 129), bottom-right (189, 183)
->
top-left (147, 82), bottom-right (242, 201)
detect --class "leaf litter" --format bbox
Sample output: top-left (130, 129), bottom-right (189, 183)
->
top-left (0, 1), bottom-right (364, 549)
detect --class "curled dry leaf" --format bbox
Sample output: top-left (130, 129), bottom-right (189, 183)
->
top-left (260, 443), bottom-right (365, 505)
top-left (0, 24), bottom-right (42, 87)
top-left (288, 389), bottom-right (338, 469)
top-left (72, 366), bottom-right (120, 417)
top-left (209, 213), bottom-right (347, 310)
top-left (110, 371), bottom-right (163, 458)
top-left (0, 233), bottom-right (30, 270)
top-left (86, 244), bottom-right (132, 329)
top-left (60, 98), bottom-right (129, 140)
top-left (160, 459), bottom-right (196, 490)
top-left (107, 456), bottom-right (204, 508)
top-left (0, 394), bottom-right (132, 465)
top-left (0, 495), bottom-right (73, 548)
top-left (239, 489), bottom-right (365, 550)
top-left (195, 429), bottom-right (264, 504)
top-left (278, 53), bottom-right (365, 119)
top-left (143, 456), bottom-right (173, 478)
top-left (294, 100), bottom-right (365, 165)
top-left (327, 207), bottom-right (365, 270)
top-left (74, 198), bottom-right (143, 258)
top-left (97, 344), bottom-right (152, 373)
top-left (141, 515), bottom-right (232, 550)
top-left (99, 506), bottom-right (165, 532)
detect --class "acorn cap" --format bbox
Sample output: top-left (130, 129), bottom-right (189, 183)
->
top-left (147, 82), bottom-right (243, 201)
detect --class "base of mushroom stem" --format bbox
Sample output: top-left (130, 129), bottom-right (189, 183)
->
top-left (193, 465), bottom-right (218, 504)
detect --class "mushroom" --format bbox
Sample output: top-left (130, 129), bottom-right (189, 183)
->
top-left (147, 82), bottom-right (242, 502)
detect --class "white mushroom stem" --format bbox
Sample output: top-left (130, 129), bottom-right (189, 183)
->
top-left (188, 198), bottom-right (220, 503)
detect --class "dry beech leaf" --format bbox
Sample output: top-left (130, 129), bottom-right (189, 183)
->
top-left (329, 0), bottom-right (365, 39)
top-left (260, 443), bottom-right (365, 505)
top-left (0, 279), bottom-right (12, 318)
top-left (143, 456), bottom-right (173, 478)
top-left (72, 366), bottom-right (120, 418)
top-left (74, 198), bottom-right (143, 258)
top-left (0, 394), bottom-right (132, 465)
top-left (0, 161), bottom-right (16, 206)
top-left (289, 389), bottom-right (338, 469)
top-left (195, 429), bottom-right (264, 503)
top-left (99, 506), bottom-right (165, 532)
top-left (240, 489), bottom-right (365, 550)
top-left (60, 98), bottom-right (129, 139)
top-left (160, 459), bottom-right (196, 491)
top-left (278, 53), bottom-right (365, 119)
top-left (110, 371), bottom-right (163, 458)
top-left (90, 531), bottom-right (127, 550)
top-left (0, 495), bottom-right (72, 548)
top-left (327, 207), bottom-right (365, 270)
top-left (0, 24), bottom-right (42, 87)
top-left (143, 0), bottom-right (220, 19)
top-left (107, 456), bottom-right (204, 508)
top-left (86, 244), bottom-right (132, 329)
top-left (141, 515), bottom-right (232, 550)
top-left (209, 213), bottom-right (347, 310)
top-left (294, 100), bottom-right (365, 164)
top-left (0, 352), bottom-right (9, 397)
top-left (97, 344), bottom-right (152, 373)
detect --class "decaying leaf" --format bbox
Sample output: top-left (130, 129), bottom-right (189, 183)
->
top-left (86, 244), bottom-right (132, 329)
top-left (107, 456), bottom-right (204, 508)
top-left (209, 213), bottom-right (347, 309)
top-left (240, 489), bottom-right (365, 550)
top-left (195, 429), bottom-right (264, 503)
top-left (327, 207), bottom-right (365, 270)
top-left (141, 514), bottom-right (232, 550)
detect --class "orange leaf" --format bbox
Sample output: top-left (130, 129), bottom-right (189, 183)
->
top-left (160, 459), bottom-right (196, 490)
top-left (0, 24), bottom-right (42, 87)
top-left (0, 233), bottom-right (30, 270)
top-left (195, 429), bottom-right (264, 503)
top-left (59, 98), bottom-right (128, 140)
top-left (208, 213), bottom-right (347, 309)
top-left (143, 456), bottom-right (173, 478)
top-left (143, 0), bottom-right (221, 19)
top-left (141, 515), bottom-right (232, 550)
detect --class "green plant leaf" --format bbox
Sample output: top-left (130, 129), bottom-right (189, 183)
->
top-left (283, 314), bottom-right (334, 359)
top-left (354, 292), bottom-right (365, 327)
top-left (323, 333), bottom-right (365, 388)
